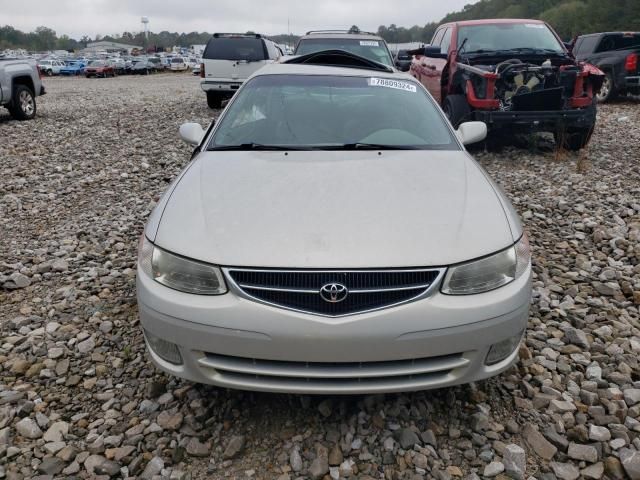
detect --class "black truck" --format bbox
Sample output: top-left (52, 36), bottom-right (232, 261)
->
top-left (573, 32), bottom-right (640, 102)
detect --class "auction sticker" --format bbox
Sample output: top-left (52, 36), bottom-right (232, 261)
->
top-left (360, 41), bottom-right (380, 46)
top-left (369, 77), bottom-right (417, 93)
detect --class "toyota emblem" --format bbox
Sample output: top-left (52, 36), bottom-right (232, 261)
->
top-left (319, 283), bottom-right (349, 303)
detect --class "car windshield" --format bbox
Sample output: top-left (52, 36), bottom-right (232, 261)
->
top-left (209, 74), bottom-right (457, 150)
top-left (171, 58), bottom-right (183, 63)
top-left (204, 37), bottom-right (266, 61)
top-left (89, 61), bottom-right (106, 66)
top-left (296, 38), bottom-right (393, 66)
top-left (457, 23), bottom-right (565, 54)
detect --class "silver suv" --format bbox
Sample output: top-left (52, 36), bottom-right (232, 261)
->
top-left (295, 30), bottom-right (394, 68)
top-left (200, 33), bottom-right (282, 109)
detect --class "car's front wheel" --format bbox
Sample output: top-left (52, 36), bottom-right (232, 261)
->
top-left (206, 92), bottom-right (223, 109)
top-left (8, 85), bottom-right (37, 121)
top-left (443, 94), bottom-right (471, 128)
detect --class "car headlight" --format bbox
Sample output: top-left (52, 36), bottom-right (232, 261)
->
top-left (441, 233), bottom-right (530, 295)
top-left (138, 235), bottom-right (227, 295)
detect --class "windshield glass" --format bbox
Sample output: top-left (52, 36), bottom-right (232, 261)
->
top-left (209, 75), bottom-right (457, 150)
top-left (89, 61), bottom-right (105, 66)
top-left (457, 23), bottom-right (564, 54)
top-left (171, 58), bottom-right (183, 63)
top-left (295, 38), bottom-right (393, 66)
top-left (204, 37), bottom-right (266, 61)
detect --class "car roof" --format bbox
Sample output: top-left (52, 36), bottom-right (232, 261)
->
top-left (299, 32), bottom-right (384, 41)
top-left (442, 18), bottom-right (546, 28)
top-left (247, 62), bottom-right (413, 80)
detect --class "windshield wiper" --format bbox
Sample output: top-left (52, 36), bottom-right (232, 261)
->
top-left (208, 143), bottom-right (315, 151)
top-left (340, 143), bottom-right (421, 150)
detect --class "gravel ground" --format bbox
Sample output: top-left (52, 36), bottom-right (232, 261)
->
top-left (1, 74), bottom-right (639, 480)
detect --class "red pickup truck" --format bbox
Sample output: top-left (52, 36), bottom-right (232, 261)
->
top-left (410, 19), bottom-right (604, 150)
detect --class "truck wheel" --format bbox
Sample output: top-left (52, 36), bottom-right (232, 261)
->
top-left (45, 69), bottom-right (53, 76)
top-left (8, 85), bottom-right (37, 120)
top-left (443, 94), bottom-right (471, 128)
top-left (555, 127), bottom-right (594, 151)
top-left (207, 92), bottom-right (223, 109)
top-left (596, 73), bottom-right (616, 102)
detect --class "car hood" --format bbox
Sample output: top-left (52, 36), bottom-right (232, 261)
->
top-left (153, 151), bottom-right (516, 268)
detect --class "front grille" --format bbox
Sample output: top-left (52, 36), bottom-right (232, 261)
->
top-left (226, 268), bottom-right (443, 316)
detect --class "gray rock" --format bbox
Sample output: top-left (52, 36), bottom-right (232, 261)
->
top-left (223, 435), bottom-right (245, 459)
top-left (568, 443), bottom-right (598, 463)
top-left (77, 337), bottom-right (95, 353)
top-left (43, 421), bottom-right (69, 443)
top-left (318, 399), bottom-right (332, 417)
top-left (581, 462), bottom-right (604, 480)
top-left (157, 411), bottom-right (183, 431)
top-left (484, 462), bottom-right (505, 477)
top-left (394, 427), bottom-right (420, 449)
top-left (15, 417), bottom-right (43, 439)
top-left (620, 448), bottom-right (640, 480)
top-left (589, 426), bottom-right (611, 442)
top-left (84, 454), bottom-right (106, 474)
top-left (550, 462), bottom-right (580, 480)
top-left (309, 456), bottom-right (329, 480)
top-left (523, 424), bottom-right (557, 460)
top-left (140, 456), bottom-right (163, 479)
top-left (290, 447), bottom-right (303, 472)
top-left (95, 460), bottom-right (121, 477)
top-left (38, 457), bottom-right (65, 475)
top-left (185, 437), bottom-right (209, 457)
top-left (8, 272), bottom-right (31, 289)
top-left (503, 444), bottom-right (526, 480)
top-left (565, 328), bottom-right (590, 349)
top-left (624, 389), bottom-right (640, 406)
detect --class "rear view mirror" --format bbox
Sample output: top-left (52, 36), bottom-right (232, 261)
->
top-left (456, 122), bottom-right (487, 145)
top-left (423, 45), bottom-right (447, 59)
top-left (179, 122), bottom-right (205, 146)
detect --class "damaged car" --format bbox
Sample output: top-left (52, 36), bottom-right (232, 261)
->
top-left (409, 19), bottom-right (604, 150)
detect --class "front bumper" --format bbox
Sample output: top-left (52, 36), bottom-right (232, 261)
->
top-left (201, 80), bottom-right (244, 93)
top-left (137, 265), bottom-right (531, 394)
top-left (473, 105), bottom-right (596, 132)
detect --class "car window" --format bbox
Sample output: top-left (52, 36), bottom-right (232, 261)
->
top-left (431, 29), bottom-right (445, 47)
top-left (440, 28), bottom-right (453, 54)
top-left (295, 38), bottom-right (393, 66)
top-left (204, 37), bottom-right (267, 61)
top-left (210, 74), bottom-right (458, 150)
top-left (575, 36), bottom-right (599, 55)
top-left (265, 41), bottom-right (280, 60)
top-left (596, 33), bottom-right (640, 52)
top-left (457, 23), bottom-right (564, 53)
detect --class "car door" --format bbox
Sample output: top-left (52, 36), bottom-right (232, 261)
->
top-left (422, 27), bottom-right (451, 104)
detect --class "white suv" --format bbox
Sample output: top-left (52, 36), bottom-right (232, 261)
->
top-left (200, 33), bottom-right (282, 108)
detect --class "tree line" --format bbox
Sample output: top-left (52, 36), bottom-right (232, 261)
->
top-left (2, 0), bottom-right (639, 52)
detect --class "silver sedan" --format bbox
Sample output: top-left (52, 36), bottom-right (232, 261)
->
top-left (137, 58), bottom-right (531, 394)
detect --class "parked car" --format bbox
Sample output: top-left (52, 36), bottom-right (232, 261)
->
top-left (170, 57), bottom-right (189, 72)
top-left (130, 58), bottom-right (154, 75)
top-left (148, 57), bottom-right (165, 72)
top-left (409, 19), bottom-right (604, 150)
top-left (295, 30), bottom-right (394, 68)
top-left (137, 50), bottom-right (531, 394)
top-left (84, 60), bottom-right (115, 78)
top-left (0, 57), bottom-right (45, 120)
top-left (37, 59), bottom-right (65, 76)
top-left (60, 60), bottom-right (86, 76)
top-left (108, 58), bottom-right (127, 75)
top-left (394, 49), bottom-right (413, 72)
top-left (201, 33), bottom-right (282, 108)
top-left (572, 31), bottom-right (640, 102)
top-left (192, 63), bottom-right (202, 76)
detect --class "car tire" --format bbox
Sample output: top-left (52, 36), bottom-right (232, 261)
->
top-left (596, 72), bottom-right (616, 103)
top-left (443, 94), bottom-right (471, 128)
top-left (45, 69), bottom-right (53, 76)
top-left (8, 84), bottom-right (37, 121)
top-left (207, 92), bottom-right (223, 109)
top-left (555, 127), bottom-right (594, 151)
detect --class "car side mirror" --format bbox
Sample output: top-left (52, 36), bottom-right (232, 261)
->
top-left (179, 122), bottom-right (205, 146)
top-left (423, 45), bottom-right (447, 59)
top-left (456, 121), bottom-right (487, 145)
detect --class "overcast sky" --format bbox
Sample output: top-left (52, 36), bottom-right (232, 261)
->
top-left (2, 0), bottom-right (475, 38)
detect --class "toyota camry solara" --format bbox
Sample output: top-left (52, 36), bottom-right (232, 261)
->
top-left (137, 59), bottom-right (532, 394)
